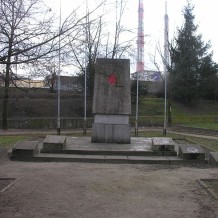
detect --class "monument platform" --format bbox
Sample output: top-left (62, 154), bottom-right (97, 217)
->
top-left (9, 136), bottom-right (210, 165)
top-left (209, 152), bottom-right (218, 167)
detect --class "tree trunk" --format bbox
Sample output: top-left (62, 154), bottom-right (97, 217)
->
top-left (2, 64), bottom-right (10, 130)
top-left (167, 74), bottom-right (172, 127)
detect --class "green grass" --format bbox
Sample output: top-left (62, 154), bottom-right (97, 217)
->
top-left (180, 123), bottom-right (218, 130)
top-left (133, 97), bottom-right (218, 117)
top-left (184, 136), bottom-right (218, 151)
top-left (0, 130), bottom-right (218, 152)
top-left (0, 135), bottom-right (32, 148)
top-left (134, 131), bottom-right (218, 151)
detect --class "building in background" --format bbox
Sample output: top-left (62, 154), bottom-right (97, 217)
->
top-left (131, 70), bottom-right (163, 95)
top-left (53, 76), bottom-right (83, 92)
top-left (0, 75), bottom-right (44, 88)
top-left (131, 70), bottom-right (162, 81)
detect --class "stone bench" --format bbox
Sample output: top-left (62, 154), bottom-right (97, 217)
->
top-left (12, 141), bottom-right (39, 157)
top-left (152, 137), bottom-right (175, 152)
top-left (43, 135), bottom-right (66, 150)
top-left (178, 144), bottom-right (205, 160)
top-left (209, 152), bottom-right (218, 167)
top-left (0, 148), bottom-right (8, 160)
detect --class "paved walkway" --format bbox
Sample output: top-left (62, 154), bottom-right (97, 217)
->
top-left (1, 127), bottom-right (218, 217)
top-left (0, 161), bottom-right (218, 218)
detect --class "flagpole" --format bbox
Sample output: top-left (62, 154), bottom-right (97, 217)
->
top-left (83, 0), bottom-right (88, 135)
top-left (57, 0), bottom-right (61, 135)
top-left (163, 1), bottom-right (169, 136)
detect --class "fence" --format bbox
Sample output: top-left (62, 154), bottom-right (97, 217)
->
top-left (0, 116), bottom-right (218, 129)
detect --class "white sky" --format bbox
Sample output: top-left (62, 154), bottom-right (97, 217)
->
top-left (45, 0), bottom-right (218, 73)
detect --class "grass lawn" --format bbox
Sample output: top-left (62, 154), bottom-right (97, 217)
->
top-left (134, 131), bottom-right (218, 151)
top-left (0, 135), bottom-right (34, 149)
top-left (0, 131), bottom-right (218, 152)
top-left (180, 123), bottom-right (218, 130)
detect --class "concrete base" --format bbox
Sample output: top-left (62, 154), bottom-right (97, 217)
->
top-left (91, 123), bottom-right (131, 144)
top-left (152, 137), bottom-right (175, 151)
top-left (12, 141), bottom-right (39, 157)
top-left (0, 148), bottom-right (8, 160)
top-left (43, 135), bottom-right (66, 150)
top-left (10, 137), bottom-right (210, 164)
top-left (178, 144), bottom-right (205, 160)
top-left (209, 152), bottom-right (218, 167)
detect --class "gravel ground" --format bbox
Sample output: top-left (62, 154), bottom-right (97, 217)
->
top-left (0, 160), bottom-right (217, 218)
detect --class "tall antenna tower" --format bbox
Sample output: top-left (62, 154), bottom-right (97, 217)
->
top-left (136, 0), bottom-right (144, 73)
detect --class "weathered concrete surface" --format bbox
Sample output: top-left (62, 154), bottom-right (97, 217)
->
top-left (152, 137), bottom-right (175, 151)
top-left (93, 58), bottom-right (131, 115)
top-left (92, 59), bottom-right (131, 143)
top-left (12, 141), bottom-right (39, 157)
top-left (209, 152), bottom-right (218, 167)
top-left (43, 135), bottom-right (66, 150)
top-left (94, 114), bottom-right (129, 124)
top-left (91, 123), bottom-right (131, 144)
top-left (0, 148), bottom-right (8, 160)
top-left (178, 144), bottom-right (205, 160)
top-left (0, 161), bottom-right (217, 218)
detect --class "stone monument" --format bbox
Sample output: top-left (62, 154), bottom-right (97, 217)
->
top-left (91, 58), bottom-right (131, 143)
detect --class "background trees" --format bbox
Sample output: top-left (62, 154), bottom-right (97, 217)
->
top-left (169, 2), bottom-right (218, 103)
top-left (0, 0), bottom-right (133, 129)
top-left (65, 0), bottom-right (135, 97)
top-left (0, 0), bottom-right (55, 129)
top-left (0, 0), bottom-right (97, 129)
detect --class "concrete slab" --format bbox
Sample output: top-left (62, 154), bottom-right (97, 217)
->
top-left (10, 136), bottom-right (207, 164)
top-left (12, 141), bottom-right (39, 157)
top-left (67, 137), bottom-right (152, 152)
top-left (209, 152), bottom-right (218, 167)
top-left (91, 123), bottom-right (131, 144)
top-left (152, 137), bottom-right (175, 151)
top-left (43, 135), bottom-right (66, 150)
top-left (178, 144), bottom-right (205, 160)
top-left (94, 114), bottom-right (129, 124)
top-left (10, 153), bottom-right (184, 164)
top-left (0, 148), bottom-right (8, 160)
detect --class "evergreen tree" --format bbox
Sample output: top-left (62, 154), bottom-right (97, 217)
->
top-left (170, 2), bottom-right (218, 103)
top-left (131, 80), bottom-right (148, 103)
top-left (198, 55), bottom-right (218, 99)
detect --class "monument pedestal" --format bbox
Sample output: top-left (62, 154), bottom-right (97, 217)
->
top-left (91, 115), bottom-right (131, 143)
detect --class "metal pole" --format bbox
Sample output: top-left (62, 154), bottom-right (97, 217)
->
top-left (135, 0), bottom-right (145, 135)
top-left (135, 72), bottom-right (139, 136)
top-left (57, 0), bottom-right (61, 135)
top-left (163, 1), bottom-right (169, 136)
top-left (83, 0), bottom-right (88, 135)
top-left (83, 50), bottom-right (87, 135)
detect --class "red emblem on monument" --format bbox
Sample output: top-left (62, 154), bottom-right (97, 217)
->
top-left (107, 73), bottom-right (117, 85)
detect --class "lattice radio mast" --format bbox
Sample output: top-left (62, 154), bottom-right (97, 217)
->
top-left (137, 0), bottom-right (145, 73)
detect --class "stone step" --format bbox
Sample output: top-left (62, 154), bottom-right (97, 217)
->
top-left (178, 144), bottom-right (206, 160)
top-left (12, 141), bottom-right (39, 157)
top-left (209, 152), bottom-right (218, 167)
top-left (0, 148), bottom-right (8, 160)
top-left (43, 135), bottom-right (66, 150)
top-left (10, 153), bottom-right (201, 164)
top-left (40, 148), bottom-right (177, 157)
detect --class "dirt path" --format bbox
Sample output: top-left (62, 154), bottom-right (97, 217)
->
top-left (0, 160), bottom-right (217, 218)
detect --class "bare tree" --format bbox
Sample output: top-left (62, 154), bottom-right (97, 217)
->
top-left (65, 0), bottom-right (135, 96)
top-left (0, 0), bottom-right (103, 129)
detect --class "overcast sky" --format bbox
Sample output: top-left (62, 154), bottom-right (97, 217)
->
top-left (45, 0), bottom-right (218, 73)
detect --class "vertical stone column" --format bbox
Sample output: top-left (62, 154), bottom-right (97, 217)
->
top-left (91, 58), bottom-right (131, 143)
